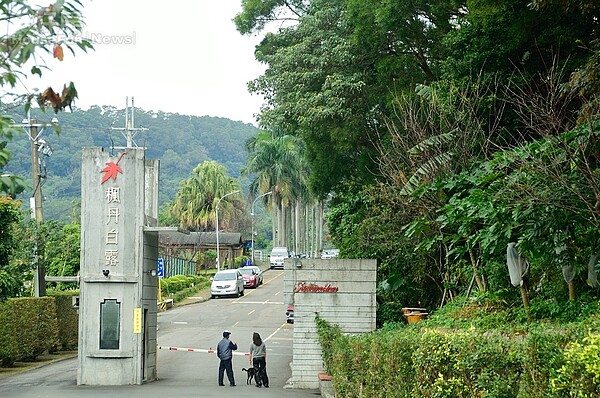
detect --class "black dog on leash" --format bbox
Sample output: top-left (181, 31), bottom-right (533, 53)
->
top-left (241, 367), bottom-right (256, 384)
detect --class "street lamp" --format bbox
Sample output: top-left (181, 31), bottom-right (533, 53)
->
top-left (215, 190), bottom-right (240, 272)
top-left (14, 114), bottom-right (58, 297)
top-left (251, 191), bottom-right (272, 264)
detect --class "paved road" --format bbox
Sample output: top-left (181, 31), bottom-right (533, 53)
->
top-left (0, 269), bottom-right (320, 398)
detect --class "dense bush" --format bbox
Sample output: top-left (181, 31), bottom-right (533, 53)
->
top-left (160, 275), bottom-right (209, 301)
top-left (316, 315), bottom-right (600, 397)
top-left (12, 297), bottom-right (60, 360)
top-left (550, 331), bottom-right (600, 397)
top-left (0, 297), bottom-right (60, 367)
top-left (48, 290), bottom-right (79, 351)
top-left (0, 301), bottom-right (18, 367)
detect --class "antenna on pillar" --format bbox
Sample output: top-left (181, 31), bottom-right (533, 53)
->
top-left (111, 96), bottom-right (149, 149)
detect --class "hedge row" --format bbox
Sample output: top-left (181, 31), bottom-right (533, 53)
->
top-left (1, 297), bottom-right (57, 366)
top-left (0, 292), bottom-right (79, 367)
top-left (51, 291), bottom-right (79, 351)
top-left (316, 317), bottom-right (600, 397)
top-left (160, 275), bottom-right (207, 298)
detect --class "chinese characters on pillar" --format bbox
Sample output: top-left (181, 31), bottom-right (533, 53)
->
top-left (105, 187), bottom-right (121, 268)
top-left (100, 154), bottom-right (126, 271)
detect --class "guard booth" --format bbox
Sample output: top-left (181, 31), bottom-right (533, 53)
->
top-left (77, 147), bottom-right (161, 385)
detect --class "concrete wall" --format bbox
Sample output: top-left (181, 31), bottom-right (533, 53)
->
top-left (78, 148), bottom-right (159, 385)
top-left (284, 258), bottom-right (377, 389)
top-left (142, 230), bottom-right (158, 381)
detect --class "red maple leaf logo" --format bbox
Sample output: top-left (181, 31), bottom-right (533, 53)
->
top-left (100, 152), bottom-right (126, 184)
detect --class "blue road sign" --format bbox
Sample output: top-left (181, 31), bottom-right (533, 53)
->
top-left (157, 258), bottom-right (164, 277)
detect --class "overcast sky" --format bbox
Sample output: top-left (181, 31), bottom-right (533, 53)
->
top-left (29, 1), bottom-right (266, 125)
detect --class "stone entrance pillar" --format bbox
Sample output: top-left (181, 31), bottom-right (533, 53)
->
top-left (284, 258), bottom-right (377, 389)
top-left (77, 147), bottom-right (159, 385)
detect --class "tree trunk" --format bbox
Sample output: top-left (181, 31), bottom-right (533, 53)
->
top-left (469, 248), bottom-right (486, 291)
top-left (310, 203), bottom-right (318, 258)
top-left (285, 204), bottom-right (292, 248)
top-left (317, 201), bottom-right (324, 255)
top-left (568, 280), bottom-right (576, 301)
top-left (520, 283), bottom-right (532, 322)
top-left (277, 201), bottom-right (284, 246)
top-left (271, 199), bottom-right (277, 247)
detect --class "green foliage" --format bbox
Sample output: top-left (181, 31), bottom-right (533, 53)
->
top-left (234, 255), bottom-right (249, 268)
top-left (236, 0), bottom-right (600, 329)
top-left (169, 160), bottom-right (243, 231)
top-left (316, 316), bottom-right (600, 397)
top-left (42, 221), bottom-right (80, 290)
top-left (242, 131), bottom-right (308, 206)
top-left (0, 198), bottom-right (33, 300)
top-left (412, 330), bottom-right (522, 398)
top-left (551, 331), bottom-right (600, 397)
top-left (169, 279), bottom-right (211, 303)
top-left (234, 0), bottom-right (304, 35)
top-left (315, 316), bottom-right (343, 369)
top-left (441, 0), bottom-right (596, 83)
top-left (2, 297), bottom-right (59, 362)
top-left (377, 301), bottom-right (407, 327)
top-left (0, 197), bottom-right (22, 267)
top-left (0, 295), bottom-right (76, 366)
top-left (244, 0), bottom-right (379, 196)
top-left (47, 290), bottom-right (79, 351)
top-left (0, 300), bottom-right (17, 366)
top-left (0, 0), bottom-right (92, 196)
top-left (160, 275), bottom-right (207, 300)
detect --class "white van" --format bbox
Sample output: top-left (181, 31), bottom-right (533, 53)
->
top-left (269, 246), bottom-right (289, 269)
top-left (210, 269), bottom-right (244, 298)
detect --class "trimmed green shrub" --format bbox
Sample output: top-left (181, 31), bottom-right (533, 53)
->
top-left (160, 275), bottom-right (207, 299)
top-left (316, 317), bottom-right (600, 397)
top-left (171, 278), bottom-right (211, 303)
top-left (11, 297), bottom-right (60, 360)
top-left (0, 297), bottom-right (60, 365)
top-left (48, 290), bottom-right (79, 351)
top-left (0, 300), bottom-right (17, 367)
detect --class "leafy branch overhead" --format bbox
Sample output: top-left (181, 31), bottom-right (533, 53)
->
top-left (37, 82), bottom-right (78, 112)
top-left (0, 0), bottom-right (92, 196)
top-left (0, 1), bottom-right (93, 113)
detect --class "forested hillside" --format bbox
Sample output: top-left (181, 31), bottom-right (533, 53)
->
top-left (4, 106), bottom-right (257, 221)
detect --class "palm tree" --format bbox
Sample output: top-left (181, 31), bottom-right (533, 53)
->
top-left (243, 131), bottom-right (311, 249)
top-left (169, 160), bottom-right (242, 231)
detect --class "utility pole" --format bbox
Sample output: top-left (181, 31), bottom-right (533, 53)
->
top-left (111, 97), bottom-right (149, 149)
top-left (30, 121), bottom-right (45, 297)
top-left (30, 122), bottom-right (43, 222)
top-left (16, 115), bottom-right (57, 297)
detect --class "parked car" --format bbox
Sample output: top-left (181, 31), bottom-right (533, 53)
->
top-left (320, 249), bottom-right (339, 259)
top-left (210, 269), bottom-right (244, 298)
top-left (294, 253), bottom-right (310, 259)
top-left (269, 246), bottom-right (289, 269)
top-left (286, 305), bottom-right (294, 324)
top-left (238, 266), bottom-right (263, 288)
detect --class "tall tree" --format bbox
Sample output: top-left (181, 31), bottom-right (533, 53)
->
top-left (169, 161), bottom-right (242, 231)
top-left (242, 130), bottom-right (309, 247)
top-left (237, 0), bottom-right (380, 197)
top-left (0, 197), bottom-right (31, 299)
